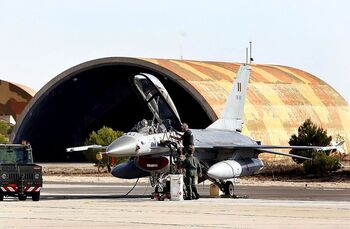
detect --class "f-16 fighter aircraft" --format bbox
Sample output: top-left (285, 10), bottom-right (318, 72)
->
top-left (67, 64), bottom-right (343, 197)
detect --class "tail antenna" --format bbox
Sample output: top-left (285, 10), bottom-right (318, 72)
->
top-left (249, 41), bottom-right (254, 64)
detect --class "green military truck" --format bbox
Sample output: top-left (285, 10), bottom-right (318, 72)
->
top-left (0, 144), bottom-right (43, 201)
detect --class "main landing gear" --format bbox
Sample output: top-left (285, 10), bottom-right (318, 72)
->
top-left (223, 180), bottom-right (235, 197)
top-left (211, 179), bottom-right (235, 198)
top-left (200, 161), bottom-right (236, 198)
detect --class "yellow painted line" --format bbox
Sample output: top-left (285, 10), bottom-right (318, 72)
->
top-left (170, 60), bottom-right (213, 81)
top-left (298, 84), bottom-right (324, 106)
top-left (188, 81), bottom-right (222, 103)
top-left (272, 65), bottom-right (311, 84)
top-left (251, 66), bottom-right (281, 83)
top-left (142, 58), bottom-right (160, 65)
top-left (294, 85), bottom-right (331, 124)
top-left (312, 106), bottom-right (330, 124)
top-left (253, 84), bottom-right (285, 105)
top-left (217, 80), bottom-right (234, 93)
top-left (186, 61), bottom-right (236, 81)
top-left (244, 103), bottom-right (259, 121)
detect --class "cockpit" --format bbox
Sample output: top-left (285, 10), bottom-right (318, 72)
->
top-left (132, 73), bottom-right (182, 134)
top-left (130, 118), bottom-right (175, 135)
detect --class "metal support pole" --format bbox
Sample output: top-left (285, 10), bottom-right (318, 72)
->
top-left (249, 41), bottom-right (252, 64)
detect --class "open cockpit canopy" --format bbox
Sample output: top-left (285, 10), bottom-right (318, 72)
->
top-left (133, 73), bottom-right (182, 131)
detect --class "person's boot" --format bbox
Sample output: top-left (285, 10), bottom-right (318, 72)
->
top-left (192, 193), bottom-right (196, 199)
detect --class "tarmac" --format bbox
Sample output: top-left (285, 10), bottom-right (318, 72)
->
top-left (1, 163), bottom-right (349, 228)
top-left (1, 176), bottom-right (350, 228)
top-left (1, 198), bottom-right (349, 228)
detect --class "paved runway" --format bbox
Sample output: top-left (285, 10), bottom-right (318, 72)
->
top-left (40, 181), bottom-right (350, 201)
top-left (1, 197), bottom-right (349, 228)
top-left (1, 181), bottom-right (350, 228)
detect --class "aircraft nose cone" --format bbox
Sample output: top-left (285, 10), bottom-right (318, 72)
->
top-left (106, 135), bottom-right (138, 157)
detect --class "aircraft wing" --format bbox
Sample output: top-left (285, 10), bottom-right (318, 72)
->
top-left (66, 145), bottom-right (106, 152)
top-left (254, 148), bottom-right (311, 160)
top-left (211, 141), bottom-right (345, 160)
top-left (213, 141), bottom-right (344, 151)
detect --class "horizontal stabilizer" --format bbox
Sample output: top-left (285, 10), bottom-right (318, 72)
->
top-left (323, 141), bottom-right (346, 153)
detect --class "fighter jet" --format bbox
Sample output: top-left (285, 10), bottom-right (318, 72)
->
top-left (67, 64), bottom-right (344, 196)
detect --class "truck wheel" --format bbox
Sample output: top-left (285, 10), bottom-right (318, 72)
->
top-left (18, 195), bottom-right (27, 201)
top-left (224, 181), bottom-right (235, 197)
top-left (0, 194), bottom-right (3, 201)
top-left (32, 192), bottom-right (40, 201)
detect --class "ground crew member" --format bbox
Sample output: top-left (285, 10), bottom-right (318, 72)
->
top-left (182, 149), bottom-right (202, 200)
top-left (172, 123), bottom-right (194, 156)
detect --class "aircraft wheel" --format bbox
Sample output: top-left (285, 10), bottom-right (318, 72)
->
top-left (18, 195), bottom-right (27, 201)
top-left (224, 181), bottom-right (234, 197)
top-left (158, 194), bottom-right (165, 201)
top-left (32, 192), bottom-right (40, 201)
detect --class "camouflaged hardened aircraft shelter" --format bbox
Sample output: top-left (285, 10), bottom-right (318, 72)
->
top-left (12, 58), bottom-right (350, 161)
top-left (0, 79), bottom-right (35, 122)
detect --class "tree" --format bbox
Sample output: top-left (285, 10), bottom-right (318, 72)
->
top-left (0, 121), bottom-right (11, 144)
top-left (289, 119), bottom-right (332, 164)
top-left (289, 119), bottom-right (340, 176)
top-left (85, 126), bottom-right (123, 147)
top-left (0, 134), bottom-right (9, 144)
top-left (84, 126), bottom-right (125, 170)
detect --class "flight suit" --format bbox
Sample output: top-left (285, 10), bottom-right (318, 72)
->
top-left (182, 129), bottom-right (194, 156)
top-left (182, 155), bottom-right (202, 199)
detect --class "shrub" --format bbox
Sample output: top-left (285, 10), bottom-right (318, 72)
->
top-left (289, 119), bottom-right (341, 176)
top-left (0, 134), bottom-right (9, 144)
top-left (84, 126), bottom-right (125, 170)
top-left (289, 119), bottom-right (332, 164)
top-left (303, 152), bottom-right (341, 176)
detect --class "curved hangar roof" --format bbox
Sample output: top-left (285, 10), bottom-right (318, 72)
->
top-left (12, 57), bottom-right (350, 161)
top-left (0, 79), bottom-right (35, 121)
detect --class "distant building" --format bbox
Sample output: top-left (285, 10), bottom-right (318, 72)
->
top-left (0, 79), bottom-right (36, 122)
top-left (10, 58), bottom-right (350, 161)
top-left (0, 115), bottom-right (16, 125)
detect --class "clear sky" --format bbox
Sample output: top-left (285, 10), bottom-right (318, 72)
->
top-left (0, 0), bottom-right (349, 103)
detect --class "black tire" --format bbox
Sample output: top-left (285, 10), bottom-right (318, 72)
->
top-left (224, 181), bottom-right (234, 197)
top-left (0, 193), bottom-right (3, 201)
top-left (18, 195), bottom-right (27, 201)
top-left (32, 192), bottom-right (40, 201)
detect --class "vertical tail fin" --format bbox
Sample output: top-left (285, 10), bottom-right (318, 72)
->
top-left (207, 64), bottom-right (251, 132)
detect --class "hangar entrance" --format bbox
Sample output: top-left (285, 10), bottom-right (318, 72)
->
top-left (13, 63), bottom-right (212, 162)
